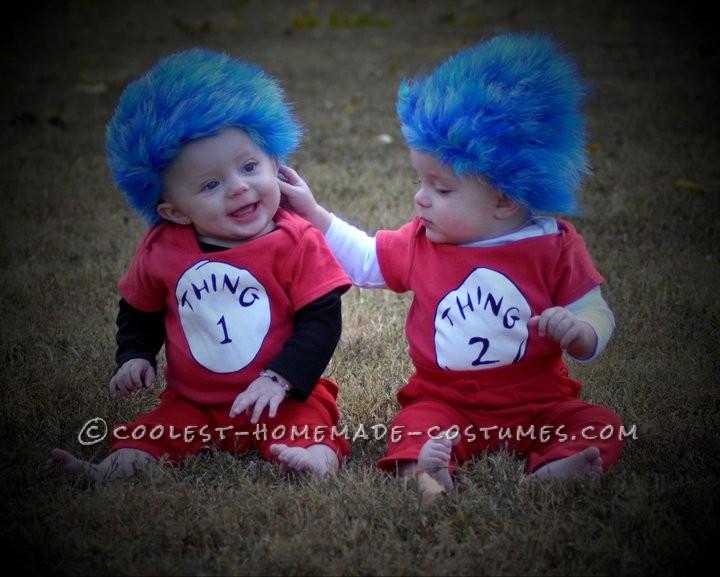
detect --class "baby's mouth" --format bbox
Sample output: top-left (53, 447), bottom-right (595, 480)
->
top-left (230, 203), bottom-right (257, 219)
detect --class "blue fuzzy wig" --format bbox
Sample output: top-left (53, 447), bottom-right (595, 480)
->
top-left (397, 33), bottom-right (588, 214)
top-left (106, 48), bottom-right (302, 226)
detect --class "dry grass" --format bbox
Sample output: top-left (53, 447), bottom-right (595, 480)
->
top-left (2, 0), bottom-right (719, 575)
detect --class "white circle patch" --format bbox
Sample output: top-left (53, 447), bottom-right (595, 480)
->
top-left (176, 260), bottom-right (270, 373)
top-left (434, 268), bottom-right (531, 370)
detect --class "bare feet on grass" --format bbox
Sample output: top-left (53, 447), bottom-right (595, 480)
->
top-left (416, 431), bottom-right (458, 492)
top-left (270, 443), bottom-right (339, 478)
top-left (404, 430), bottom-right (460, 506)
top-left (531, 446), bottom-right (603, 480)
top-left (49, 447), bottom-right (155, 486)
top-left (49, 448), bottom-right (99, 484)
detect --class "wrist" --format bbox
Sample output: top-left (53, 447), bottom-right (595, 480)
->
top-left (259, 369), bottom-right (293, 395)
top-left (567, 322), bottom-right (597, 360)
top-left (312, 206), bottom-right (333, 234)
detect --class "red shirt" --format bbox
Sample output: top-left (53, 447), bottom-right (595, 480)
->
top-left (376, 217), bottom-right (604, 409)
top-left (119, 209), bottom-right (350, 404)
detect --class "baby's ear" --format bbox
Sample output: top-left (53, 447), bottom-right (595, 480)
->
top-left (157, 201), bottom-right (191, 225)
top-left (494, 193), bottom-right (524, 219)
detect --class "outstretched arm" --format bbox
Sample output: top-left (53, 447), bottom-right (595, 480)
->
top-left (279, 165), bottom-right (386, 288)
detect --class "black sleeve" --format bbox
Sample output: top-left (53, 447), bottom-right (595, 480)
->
top-left (114, 298), bottom-right (166, 373)
top-left (265, 288), bottom-right (343, 401)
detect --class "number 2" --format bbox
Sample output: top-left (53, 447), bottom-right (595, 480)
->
top-left (468, 336), bottom-right (498, 366)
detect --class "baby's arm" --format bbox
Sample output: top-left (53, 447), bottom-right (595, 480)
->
top-left (110, 299), bottom-right (165, 399)
top-left (529, 287), bottom-right (615, 362)
top-left (279, 165), bottom-right (386, 288)
top-left (324, 218), bottom-right (386, 288)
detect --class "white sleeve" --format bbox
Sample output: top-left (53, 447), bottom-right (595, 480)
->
top-left (565, 286), bottom-right (615, 363)
top-left (324, 214), bottom-right (388, 288)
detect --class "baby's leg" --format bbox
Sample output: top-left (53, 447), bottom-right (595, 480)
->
top-left (530, 446), bottom-right (603, 480)
top-left (527, 399), bottom-right (622, 479)
top-left (269, 443), bottom-right (339, 478)
top-left (49, 447), bottom-right (156, 486)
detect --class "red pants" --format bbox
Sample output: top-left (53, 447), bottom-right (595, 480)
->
top-left (110, 377), bottom-right (350, 465)
top-left (376, 397), bottom-right (623, 474)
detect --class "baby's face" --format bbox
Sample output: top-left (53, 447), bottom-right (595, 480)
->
top-left (158, 127), bottom-right (281, 246)
top-left (410, 149), bottom-right (519, 245)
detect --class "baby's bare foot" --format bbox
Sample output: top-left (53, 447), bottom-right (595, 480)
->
top-left (412, 430), bottom-right (461, 506)
top-left (531, 447), bottom-right (603, 480)
top-left (49, 448), bottom-right (100, 486)
top-left (270, 443), bottom-right (339, 478)
top-left (416, 434), bottom-right (455, 492)
top-left (49, 447), bottom-right (155, 486)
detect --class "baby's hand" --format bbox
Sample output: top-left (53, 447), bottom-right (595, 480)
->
top-left (277, 165), bottom-right (317, 217)
top-left (277, 165), bottom-right (332, 231)
top-left (229, 373), bottom-right (288, 423)
top-left (528, 306), bottom-right (597, 360)
top-left (109, 358), bottom-right (155, 399)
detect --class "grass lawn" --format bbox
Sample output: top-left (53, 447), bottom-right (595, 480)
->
top-left (2, 1), bottom-right (718, 574)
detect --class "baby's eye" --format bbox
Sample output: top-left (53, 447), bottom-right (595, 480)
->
top-left (202, 180), bottom-right (220, 192)
top-left (243, 161), bottom-right (257, 173)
